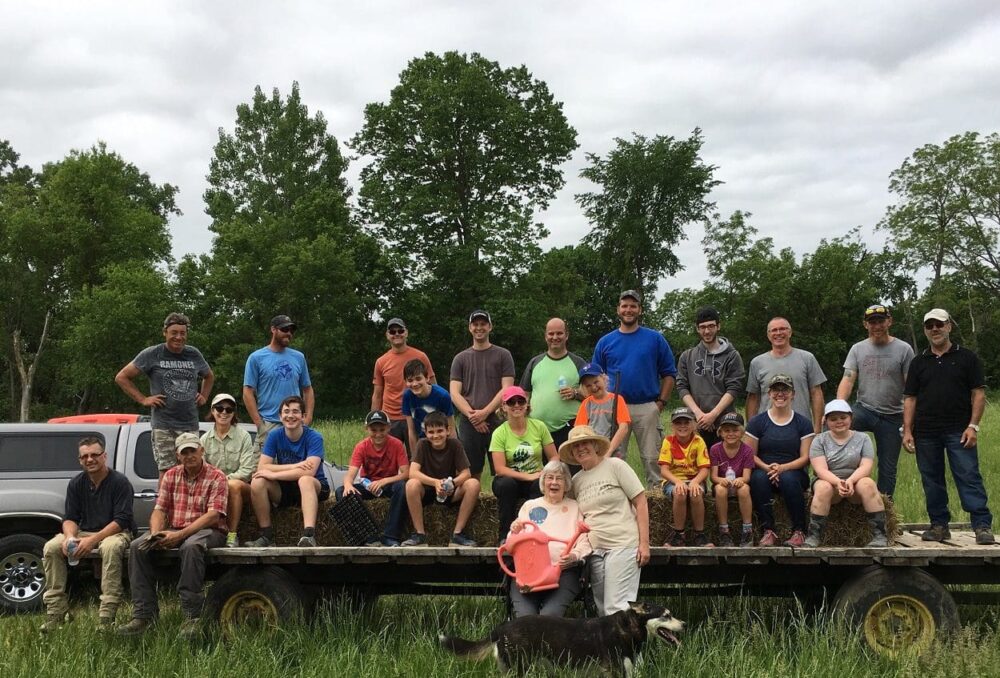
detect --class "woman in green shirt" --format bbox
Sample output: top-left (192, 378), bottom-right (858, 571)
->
top-left (200, 393), bottom-right (256, 546)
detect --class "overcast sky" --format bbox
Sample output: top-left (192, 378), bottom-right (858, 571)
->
top-left (3, 1), bottom-right (999, 294)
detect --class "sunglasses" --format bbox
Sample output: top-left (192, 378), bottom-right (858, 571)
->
top-left (213, 405), bottom-right (235, 413)
top-left (79, 452), bottom-right (104, 461)
top-left (387, 328), bottom-right (406, 335)
top-left (924, 320), bottom-right (946, 329)
top-left (505, 398), bottom-right (527, 406)
top-left (278, 326), bottom-right (296, 335)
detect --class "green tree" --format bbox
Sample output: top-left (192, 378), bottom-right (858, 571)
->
top-left (577, 130), bottom-right (720, 298)
top-left (352, 51), bottom-right (578, 293)
top-left (204, 83), bottom-right (386, 411)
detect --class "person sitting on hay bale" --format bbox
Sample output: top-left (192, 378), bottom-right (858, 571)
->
top-left (804, 399), bottom-right (887, 548)
top-left (709, 412), bottom-right (755, 546)
top-left (659, 407), bottom-right (711, 547)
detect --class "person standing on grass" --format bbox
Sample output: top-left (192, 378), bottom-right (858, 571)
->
top-left (200, 393), bottom-right (256, 547)
top-left (115, 312), bottom-right (213, 483)
top-left (519, 318), bottom-right (586, 449)
top-left (745, 317), bottom-right (826, 433)
top-left (118, 433), bottom-right (227, 638)
top-left (41, 436), bottom-right (135, 633)
top-left (450, 309), bottom-right (516, 479)
top-left (676, 306), bottom-right (745, 450)
top-left (903, 308), bottom-right (994, 545)
top-left (836, 304), bottom-right (914, 498)
top-left (245, 395), bottom-right (330, 548)
top-left (372, 317), bottom-right (436, 450)
top-left (243, 314), bottom-right (314, 457)
top-left (592, 290), bottom-right (677, 488)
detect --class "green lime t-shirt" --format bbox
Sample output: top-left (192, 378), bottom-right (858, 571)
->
top-left (489, 418), bottom-right (554, 472)
top-left (519, 353), bottom-right (584, 432)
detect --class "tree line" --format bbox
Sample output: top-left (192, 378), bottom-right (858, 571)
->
top-left (2, 51), bottom-right (998, 422)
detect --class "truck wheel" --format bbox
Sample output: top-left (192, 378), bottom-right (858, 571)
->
top-left (0, 534), bottom-right (47, 614)
top-left (833, 567), bottom-right (959, 657)
top-left (205, 566), bottom-right (312, 634)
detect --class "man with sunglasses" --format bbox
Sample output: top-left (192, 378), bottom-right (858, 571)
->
top-left (41, 436), bottom-right (136, 633)
top-left (243, 315), bottom-right (314, 456)
top-left (115, 312), bottom-right (213, 483)
top-left (903, 309), bottom-right (994, 545)
top-left (836, 304), bottom-right (914, 498)
top-left (372, 318), bottom-right (435, 450)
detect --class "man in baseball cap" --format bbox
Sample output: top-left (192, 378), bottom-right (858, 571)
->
top-left (372, 317), bottom-right (435, 452)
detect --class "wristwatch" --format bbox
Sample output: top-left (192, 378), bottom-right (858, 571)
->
top-left (967, 424), bottom-right (980, 432)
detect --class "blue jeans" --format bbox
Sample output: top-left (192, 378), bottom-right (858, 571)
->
top-left (914, 432), bottom-right (992, 529)
top-left (335, 479), bottom-right (408, 541)
top-left (851, 404), bottom-right (903, 497)
top-left (749, 467), bottom-right (809, 532)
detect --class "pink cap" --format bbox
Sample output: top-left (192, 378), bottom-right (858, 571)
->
top-left (501, 386), bottom-right (528, 403)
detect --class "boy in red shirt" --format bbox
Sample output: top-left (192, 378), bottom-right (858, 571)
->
top-left (659, 407), bottom-right (711, 546)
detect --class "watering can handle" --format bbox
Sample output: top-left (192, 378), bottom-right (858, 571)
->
top-left (496, 522), bottom-right (537, 578)
top-left (557, 521), bottom-right (590, 560)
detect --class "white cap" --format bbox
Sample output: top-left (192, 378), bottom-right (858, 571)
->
top-left (923, 308), bottom-right (950, 323)
top-left (823, 399), bottom-right (852, 417)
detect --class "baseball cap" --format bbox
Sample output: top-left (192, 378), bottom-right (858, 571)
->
top-left (768, 373), bottom-right (794, 389)
top-left (923, 308), bottom-right (950, 323)
top-left (365, 410), bottom-right (390, 427)
top-left (578, 362), bottom-right (605, 378)
top-left (270, 315), bottom-right (297, 331)
top-left (824, 399), bottom-right (853, 417)
top-left (501, 385), bottom-right (528, 403)
top-left (619, 289), bottom-right (642, 303)
top-left (670, 407), bottom-right (696, 422)
top-left (696, 307), bottom-right (720, 324)
top-left (174, 432), bottom-right (202, 452)
top-left (864, 304), bottom-right (891, 320)
top-left (386, 317), bottom-right (406, 330)
top-left (717, 412), bottom-right (745, 428)
top-left (211, 393), bottom-right (237, 408)
top-left (469, 309), bottom-right (492, 324)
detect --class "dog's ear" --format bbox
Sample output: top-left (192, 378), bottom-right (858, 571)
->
top-left (628, 601), bottom-right (648, 614)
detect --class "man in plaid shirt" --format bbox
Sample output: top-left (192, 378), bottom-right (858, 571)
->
top-left (119, 432), bottom-right (228, 638)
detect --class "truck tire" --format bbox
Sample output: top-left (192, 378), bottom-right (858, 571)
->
top-left (205, 566), bottom-right (311, 633)
top-left (0, 534), bottom-right (47, 614)
top-left (832, 567), bottom-right (959, 657)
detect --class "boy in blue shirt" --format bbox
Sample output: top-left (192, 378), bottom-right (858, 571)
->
top-left (402, 359), bottom-right (456, 454)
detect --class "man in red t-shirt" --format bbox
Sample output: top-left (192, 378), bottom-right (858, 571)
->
top-left (336, 410), bottom-right (410, 546)
top-left (372, 318), bottom-right (435, 451)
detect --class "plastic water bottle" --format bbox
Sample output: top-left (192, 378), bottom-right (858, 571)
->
top-left (437, 477), bottom-right (454, 503)
top-left (557, 375), bottom-right (567, 390)
top-left (360, 477), bottom-right (383, 497)
top-left (725, 468), bottom-right (736, 484)
top-left (66, 538), bottom-right (80, 567)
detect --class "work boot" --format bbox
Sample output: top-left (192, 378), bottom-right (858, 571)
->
top-left (39, 612), bottom-right (70, 634)
top-left (178, 617), bottom-right (202, 640)
top-left (803, 514), bottom-right (827, 548)
top-left (865, 511), bottom-right (888, 547)
top-left (921, 524), bottom-right (951, 542)
top-left (117, 617), bottom-right (155, 636)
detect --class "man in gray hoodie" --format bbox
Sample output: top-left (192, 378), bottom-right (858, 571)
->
top-left (676, 307), bottom-right (746, 449)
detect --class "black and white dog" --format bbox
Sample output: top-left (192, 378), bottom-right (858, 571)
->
top-left (440, 601), bottom-right (684, 676)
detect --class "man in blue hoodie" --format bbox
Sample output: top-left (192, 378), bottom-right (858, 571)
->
top-left (676, 307), bottom-right (746, 450)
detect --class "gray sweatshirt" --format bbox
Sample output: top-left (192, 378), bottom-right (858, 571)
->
top-left (676, 337), bottom-right (745, 414)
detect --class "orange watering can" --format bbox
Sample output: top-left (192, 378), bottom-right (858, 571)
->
top-left (497, 521), bottom-right (590, 593)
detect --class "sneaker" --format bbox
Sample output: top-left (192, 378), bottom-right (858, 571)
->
top-left (364, 539), bottom-right (383, 547)
top-left (449, 531), bottom-right (477, 547)
top-left (178, 617), bottom-right (201, 640)
top-left (244, 535), bottom-right (273, 548)
top-left (297, 535), bottom-right (317, 548)
top-left (401, 532), bottom-right (428, 547)
top-left (758, 529), bottom-right (778, 547)
top-left (717, 529), bottom-right (733, 547)
top-left (225, 532), bottom-right (239, 547)
top-left (117, 617), bottom-right (155, 636)
top-left (739, 527), bottom-right (754, 547)
top-left (39, 612), bottom-right (69, 634)
top-left (784, 530), bottom-right (806, 547)
top-left (691, 531), bottom-right (711, 547)
top-left (975, 526), bottom-right (996, 545)
top-left (921, 525), bottom-right (951, 542)
top-left (664, 529), bottom-right (686, 547)
top-left (380, 537), bottom-right (401, 547)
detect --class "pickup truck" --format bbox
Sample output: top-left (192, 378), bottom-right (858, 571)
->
top-left (0, 420), bottom-right (252, 613)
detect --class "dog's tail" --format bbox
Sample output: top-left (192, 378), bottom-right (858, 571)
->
top-left (439, 633), bottom-right (496, 661)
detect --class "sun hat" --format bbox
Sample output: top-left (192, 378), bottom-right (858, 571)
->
top-left (558, 425), bottom-right (612, 464)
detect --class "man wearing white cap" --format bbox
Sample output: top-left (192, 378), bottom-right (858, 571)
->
top-left (902, 308), bottom-right (994, 545)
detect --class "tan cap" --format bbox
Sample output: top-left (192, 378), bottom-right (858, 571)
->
top-left (174, 432), bottom-right (202, 452)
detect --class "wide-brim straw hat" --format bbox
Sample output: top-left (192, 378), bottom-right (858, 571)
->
top-left (558, 425), bottom-right (612, 464)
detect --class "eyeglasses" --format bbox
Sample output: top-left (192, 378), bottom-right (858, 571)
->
top-left (79, 453), bottom-right (104, 461)
top-left (387, 328), bottom-right (406, 335)
top-left (506, 398), bottom-right (527, 407)
top-left (924, 320), bottom-right (946, 329)
top-left (213, 405), bottom-right (235, 413)
top-left (864, 305), bottom-right (889, 318)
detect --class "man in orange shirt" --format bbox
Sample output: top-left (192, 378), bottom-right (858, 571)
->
top-left (372, 318), bottom-right (435, 451)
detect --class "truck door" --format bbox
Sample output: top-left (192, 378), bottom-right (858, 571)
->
top-left (120, 424), bottom-right (161, 531)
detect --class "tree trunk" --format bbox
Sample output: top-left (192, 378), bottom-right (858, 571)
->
top-left (11, 309), bottom-right (52, 422)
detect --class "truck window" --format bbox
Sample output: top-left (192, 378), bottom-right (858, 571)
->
top-left (0, 432), bottom-right (106, 472)
top-left (133, 431), bottom-right (159, 480)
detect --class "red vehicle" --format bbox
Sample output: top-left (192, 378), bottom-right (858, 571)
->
top-left (47, 413), bottom-right (150, 424)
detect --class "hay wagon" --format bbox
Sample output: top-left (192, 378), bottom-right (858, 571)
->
top-left (199, 521), bottom-right (999, 657)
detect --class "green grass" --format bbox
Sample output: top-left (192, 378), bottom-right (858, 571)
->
top-left (3, 405), bottom-right (999, 676)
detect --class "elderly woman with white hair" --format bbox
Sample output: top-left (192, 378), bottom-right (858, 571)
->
top-left (506, 459), bottom-right (593, 618)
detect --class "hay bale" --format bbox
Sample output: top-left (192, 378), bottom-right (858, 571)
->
top-left (236, 490), bottom-right (899, 547)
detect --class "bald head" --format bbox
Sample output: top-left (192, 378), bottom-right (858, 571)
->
top-left (545, 318), bottom-right (568, 356)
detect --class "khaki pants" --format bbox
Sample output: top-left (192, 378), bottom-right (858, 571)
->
top-left (43, 531), bottom-right (131, 619)
top-left (627, 401), bottom-right (665, 487)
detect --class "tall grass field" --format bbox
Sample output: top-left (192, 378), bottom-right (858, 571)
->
top-left (2, 403), bottom-right (999, 677)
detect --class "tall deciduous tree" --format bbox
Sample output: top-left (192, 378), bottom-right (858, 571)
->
top-left (351, 51), bottom-right (578, 290)
top-left (577, 130), bottom-right (720, 298)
